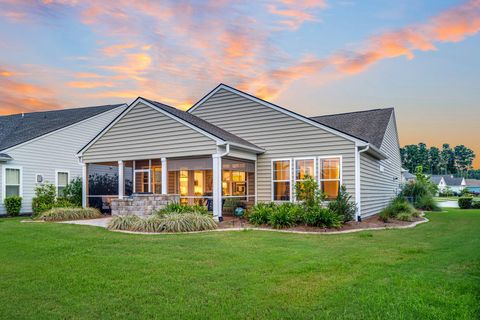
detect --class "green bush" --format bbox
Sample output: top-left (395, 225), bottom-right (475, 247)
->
top-left (458, 197), bottom-right (473, 209)
top-left (303, 206), bottom-right (341, 228)
top-left (247, 202), bottom-right (275, 225)
top-left (61, 177), bottom-right (82, 206)
top-left (397, 212), bottom-right (413, 221)
top-left (53, 198), bottom-right (77, 208)
top-left (415, 195), bottom-right (441, 211)
top-left (108, 213), bottom-right (218, 233)
top-left (328, 185), bottom-right (356, 222)
top-left (4, 196), bottom-right (22, 216)
top-left (156, 202), bottom-right (207, 215)
top-left (295, 175), bottom-right (325, 208)
top-left (32, 183), bottom-right (56, 215)
top-left (268, 202), bottom-right (297, 228)
top-left (38, 207), bottom-right (101, 221)
top-left (472, 201), bottom-right (480, 209)
top-left (379, 196), bottom-right (418, 222)
top-left (107, 215), bottom-right (141, 231)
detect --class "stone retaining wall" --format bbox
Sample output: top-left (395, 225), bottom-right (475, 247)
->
top-left (111, 194), bottom-right (180, 216)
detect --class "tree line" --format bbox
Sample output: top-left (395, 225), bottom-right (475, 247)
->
top-left (400, 143), bottom-right (479, 178)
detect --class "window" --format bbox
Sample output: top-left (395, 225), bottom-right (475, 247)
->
top-left (56, 170), bottom-right (69, 196)
top-left (272, 159), bottom-right (291, 201)
top-left (319, 157), bottom-right (341, 200)
top-left (3, 167), bottom-right (22, 199)
top-left (294, 158), bottom-right (315, 201)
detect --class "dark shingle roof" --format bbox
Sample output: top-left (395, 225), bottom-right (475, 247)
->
top-left (0, 104), bottom-right (125, 151)
top-left (141, 98), bottom-right (263, 151)
top-left (310, 108), bottom-right (394, 148)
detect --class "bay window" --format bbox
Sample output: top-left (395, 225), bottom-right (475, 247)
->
top-left (272, 159), bottom-right (291, 201)
top-left (319, 157), bottom-right (341, 200)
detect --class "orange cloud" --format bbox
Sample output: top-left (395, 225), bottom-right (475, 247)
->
top-left (268, 0), bottom-right (327, 30)
top-left (100, 43), bottom-right (136, 57)
top-left (67, 81), bottom-right (114, 89)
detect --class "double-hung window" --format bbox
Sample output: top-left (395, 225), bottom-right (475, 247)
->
top-left (294, 158), bottom-right (315, 201)
top-left (272, 159), bottom-right (291, 201)
top-left (319, 157), bottom-right (341, 200)
top-left (3, 166), bottom-right (22, 199)
top-left (56, 170), bottom-right (69, 196)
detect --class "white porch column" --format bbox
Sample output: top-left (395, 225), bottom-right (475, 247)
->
top-left (118, 160), bottom-right (124, 200)
top-left (212, 154), bottom-right (222, 222)
top-left (82, 163), bottom-right (87, 208)
top-left (161, 157), bottom-right (167, 194)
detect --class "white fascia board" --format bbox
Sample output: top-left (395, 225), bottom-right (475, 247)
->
top-left (188, 84), bottom-right (369, 146)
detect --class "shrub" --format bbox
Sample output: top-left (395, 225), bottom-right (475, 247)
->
top-left (32, 183), bottom-right (56, 215)
top-left (4, 196), bottom-right (22, 216)
top-left (156, 202), bottom-right (207, 215)
top-left (397, 212), bottom-right (413, 221)
top-left (132, 215), bottom-right (166, 233)
top-left (415, 195), bottom-right (441, 211)
top-left (107, 215), bottom-right (141, 231)
top-left (295, 175), bottom-right (325, 208)
top-left (458, 197), bottom-right (473, 209)
top-left (62, 177), bottom-right (82, 206)
top-left (247, 202), bottom-right (275, 225)
top-left (268, 202), bottom-right (297, 228)
top-left (472, 201), bottom-right (480, 209)
top-left (53, 198), bottom-right (77, 208)
top-left (303, 206), bottom-right (341, 228)
top-left (379, 196), bottom-right (417, 222)
top-left (158, 213), bottom-right (217, 232)
top-left (328, 185), bottom-right (356, 222)
top-left (38, 207), bottom-right (101, 221)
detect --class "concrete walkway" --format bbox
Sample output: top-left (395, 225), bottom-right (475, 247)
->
top-left (437, 200), bottom-right (459, 208)
top-left (58, 217), bottom-right (111, 228)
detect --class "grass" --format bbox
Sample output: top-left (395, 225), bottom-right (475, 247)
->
top-left (0, 209), bottom-right (479, 319)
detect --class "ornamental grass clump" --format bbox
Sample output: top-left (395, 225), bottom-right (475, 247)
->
top-left (379, 196), bottom-right (418, 222)
top-left (156, 202), bottom-right (208, 215)
top-left (39, 207), bottom-right (102, 221)
top-left (107, 215), bottom-right (141, 231)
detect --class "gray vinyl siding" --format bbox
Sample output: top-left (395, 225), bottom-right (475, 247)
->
top-left (191, 89), bottom-right (357, 202)
top-left (360, 113), bottom-right (402, 217)
top-left (82, 102), bottom-right (218, 163)
top-left (0, 107), bottom-right (125, 214)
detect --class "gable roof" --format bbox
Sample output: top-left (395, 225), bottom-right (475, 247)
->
top-left (431, 175), bottom-right (465, 186)
top-left (141, 98), bottom-right (263, 151)
top-left (0, 104), bottom-right (126, 151)
top-left (78, 97), bottom-right (264, 156)
top-left (310, 108), bottom-right (394, 149)
top-left (188, 83), bottom-right (369, 146)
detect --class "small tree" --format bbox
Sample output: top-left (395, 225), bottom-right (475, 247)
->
top-left (295, 175), bottom-right (325, 208)
top-left (62, 177), bottom-right (82, 207)
top-left (32, 183), bottom-right (56, 215)
top-left (328, 185), bottom-right (356, 222)
top-left (4, 196), bottom-right (22, 216)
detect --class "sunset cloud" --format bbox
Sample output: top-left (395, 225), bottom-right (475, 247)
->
top-left (268, 0), bottom-right (327, 30)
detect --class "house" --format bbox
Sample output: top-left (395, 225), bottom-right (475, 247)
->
top-left (0, 104), bottom-right (127, 214)
top-left (401, 169), bottom-right (416, 183)
top-left (78, 84), bottom-right (402, 221)
top-left (431, 175), bottom-right (466, 194)
top-left (466, 179), bottom-right (480, 194)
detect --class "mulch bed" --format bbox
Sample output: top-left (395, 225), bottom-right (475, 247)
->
top-left (219, 214), bottom-right (425, 233)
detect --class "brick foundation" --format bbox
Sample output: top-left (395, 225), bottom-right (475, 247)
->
top-left (111, 194), bottom-right (180, 216)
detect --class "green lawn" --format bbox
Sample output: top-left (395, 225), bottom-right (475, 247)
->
top-left (1, 209), bottom-right (479, 319)
top-left (434, 196), bottom-right (459, 202)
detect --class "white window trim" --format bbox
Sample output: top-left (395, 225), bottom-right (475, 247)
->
top-left (293, 157), bottom-right (317, 202)
top-left (2, 165), bottom-right (23, 201)
top-left (271, 158), bottom-right (292, 202)
top-left (318, 156), bottom-right (343, 198)
top-left (55, 169), bottom-right (70, 197)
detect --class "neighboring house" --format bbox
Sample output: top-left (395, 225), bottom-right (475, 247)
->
top-left (0, 104), bottom-right (127, 214)
top-left (401, 169), bottom-right (416, 183)
top-left (78, 84), bottom-right (402, 221)
top-left (466, 179), bottom-right (480, 194)
top-left (431, 175), bottom-right (466, 194)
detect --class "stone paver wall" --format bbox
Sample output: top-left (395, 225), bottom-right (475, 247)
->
top-left (111, 194), bottom-right (180, 216)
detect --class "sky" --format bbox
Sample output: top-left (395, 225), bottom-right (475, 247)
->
top-left (0, 0), bottom-right (479, 167)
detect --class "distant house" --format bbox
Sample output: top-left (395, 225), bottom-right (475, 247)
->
top-left (401, 169), bottom-right (416, 183)
top-left (431, 175), bottom-right (466, 194)
top-left (0, 104), bottom-right (126, 214)
top-left (466, 179), bottom-right (480, 194)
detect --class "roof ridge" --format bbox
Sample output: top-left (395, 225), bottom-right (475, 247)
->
top-left (0, 103), bottom-right (126, 118)
top-left (310, 108), bottom-right (394, 118)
